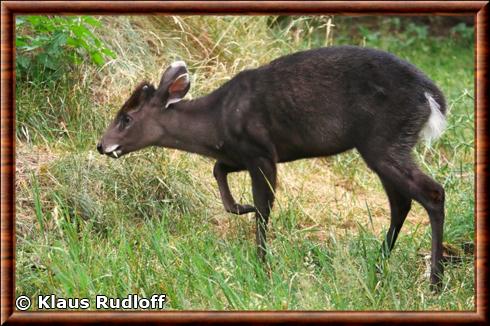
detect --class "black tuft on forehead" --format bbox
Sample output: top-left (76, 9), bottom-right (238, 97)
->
top-left (117, 81), bottom-right (156, 116)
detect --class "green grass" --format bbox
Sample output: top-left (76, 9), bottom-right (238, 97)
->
top-left (15, 16), bottom-right (474, 310)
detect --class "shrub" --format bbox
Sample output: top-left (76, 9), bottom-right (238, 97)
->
top-left (16, 16), bottom-right (115, 82)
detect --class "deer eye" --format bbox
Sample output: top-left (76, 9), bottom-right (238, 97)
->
top-left (119, 114), bottom-right (132, 129)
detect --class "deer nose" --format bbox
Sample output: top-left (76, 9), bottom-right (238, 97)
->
top-left (96, 142), bottom-right (103, 154)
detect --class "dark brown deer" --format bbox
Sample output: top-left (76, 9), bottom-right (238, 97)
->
top-left (97, 46), bottom-right (447, 290)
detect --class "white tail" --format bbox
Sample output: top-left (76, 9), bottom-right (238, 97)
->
top-left (421, 92), bottom-right (446, 143)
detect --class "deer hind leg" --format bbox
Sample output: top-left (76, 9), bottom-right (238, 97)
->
top-left (361, 151), bottom-right (445, 290)
top-left (379, 178), bottom-right (412, 258)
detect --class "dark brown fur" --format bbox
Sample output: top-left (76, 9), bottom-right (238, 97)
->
top-left (98, 46), bottom-right (447, 290)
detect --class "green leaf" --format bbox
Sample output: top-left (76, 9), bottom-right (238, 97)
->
top-left (38, 53), bottom-right (58, 70)
top-left (19, 43), bottom-right (43, 52)
top-left (71, 24), bottom-right (93, 39)
top-left (52, 33), bottom-right (68, 48)
top-left (66, 36), bottom-right (81, 47)
top-left (16, 55), bottom-right (31, 69)
top-left (82, 16), bottom-right (101, 27)
top-left (90, 52), bottom-right (104, 66)
top-left (26, 16), bottom-right (41, 25)
top-left (101, 48), bottom-right (116, 58)
top-left (92, 38), bottom-right (102, 47)
top-left (16, 37), bottom-right (28, 47)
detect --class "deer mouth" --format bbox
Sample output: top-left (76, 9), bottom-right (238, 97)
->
top-left (105, 144), bottom-right (123, 158)
top-left (109, 149), bottom-right (123, 158)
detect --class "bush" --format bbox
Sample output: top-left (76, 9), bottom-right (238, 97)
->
top-left (16, 16), bottom-right (115, 82)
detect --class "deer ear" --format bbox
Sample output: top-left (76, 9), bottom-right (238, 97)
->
top-left (165, 72), bottom-right (190, 108)
top-left (156, 61), bottom-right (191, 109)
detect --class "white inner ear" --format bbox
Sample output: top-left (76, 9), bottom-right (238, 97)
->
top-left (174, 73), bottom-right (189, 85)
top-left (165, 73), bottom-right (189, 109)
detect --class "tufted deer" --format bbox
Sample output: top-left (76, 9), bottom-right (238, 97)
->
top-left (97, 46), bottom-right (447, 290)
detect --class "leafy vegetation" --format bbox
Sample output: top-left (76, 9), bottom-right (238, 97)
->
top-left (16, 16), bottom-right (115, 81)
top-left (15, 16), bottom-right (474, 310)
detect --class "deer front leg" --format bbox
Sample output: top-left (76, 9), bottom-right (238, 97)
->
top-left (213, 161), bottom-right (256, 215)
top-left (248, 157), bottom-right (277, 262)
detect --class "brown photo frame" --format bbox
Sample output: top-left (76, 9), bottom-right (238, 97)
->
top-left (1, 1), bottom-right (488, 324)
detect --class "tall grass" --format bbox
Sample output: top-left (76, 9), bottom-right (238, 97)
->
top-left (16, 16), bottom-right (474, 310)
